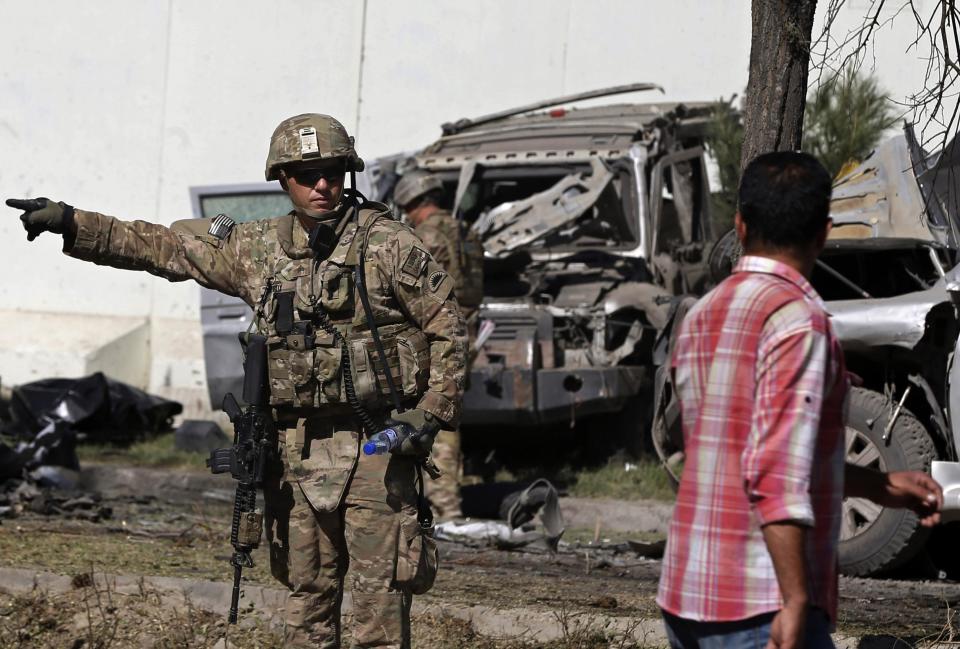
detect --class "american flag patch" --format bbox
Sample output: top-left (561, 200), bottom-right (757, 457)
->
top-left (208, 213), bottom-right (236, 240)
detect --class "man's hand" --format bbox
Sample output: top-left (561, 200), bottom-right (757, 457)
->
top-left (878, 471), bottom-right (943, 527)
top-left (845, 465), bottom-right (943, 527)
top-left (385, 409), bottom-right (441, 456)
top-left (766, 600), bottom-right (807, 649)
top-left (5, 197), bottom-right (73, 241)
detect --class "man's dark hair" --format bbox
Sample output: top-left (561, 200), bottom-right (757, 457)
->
top-left (738, 151), bottom-right (832, 250)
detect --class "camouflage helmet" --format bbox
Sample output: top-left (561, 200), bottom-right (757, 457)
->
top-left (394, 171), bottom-right (443, 208)
top-left (265, 113), bottom-right (364, 181)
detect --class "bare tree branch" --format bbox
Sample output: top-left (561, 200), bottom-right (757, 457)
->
top-left (814, 0), bottom-right (960, 152)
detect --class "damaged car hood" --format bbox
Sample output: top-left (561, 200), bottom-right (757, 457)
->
top-left (828, 261), bottom-right (960, 349)
top-left (828, 285), bottom-right (949, 350)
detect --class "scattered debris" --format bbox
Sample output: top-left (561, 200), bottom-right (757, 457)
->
top-left (589, 595), bottom-right (619, 609)
top-left (0, 479), bottom-right (112, 523)
top-left (626, 539), bottom-right (666, 559)
top-left (500, 478), bottom-right (565, 549)
top-left (174, 420), bottom-right (229, 453)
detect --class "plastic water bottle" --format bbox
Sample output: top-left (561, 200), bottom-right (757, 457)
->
top-left (363, 426), bottom-right (411, 455)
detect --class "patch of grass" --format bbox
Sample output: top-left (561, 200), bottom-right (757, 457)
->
top-left (569, 458), bottom-right (675, 502)
top-left (76, 432), bottom-right (208, 470)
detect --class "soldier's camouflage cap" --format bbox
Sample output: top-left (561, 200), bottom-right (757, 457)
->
top-left (265, 113), bottom-right (365, 181)
top-left (394, 171), bottom-right (443, 208)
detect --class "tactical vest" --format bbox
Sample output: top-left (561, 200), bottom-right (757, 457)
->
top-left (257, 207), bottom-right (431, 411)
top-left (419, 211), bottom-right (484, 309)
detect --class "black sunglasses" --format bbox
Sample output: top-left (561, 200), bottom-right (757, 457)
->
top-left (286, 164), bottom-right (346, 185)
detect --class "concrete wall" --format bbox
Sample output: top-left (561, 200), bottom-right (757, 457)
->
top-left (0, 0), bottom-right (946, 412)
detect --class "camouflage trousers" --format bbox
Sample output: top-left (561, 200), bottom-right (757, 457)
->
top-left (263, 415), bottom-right (427, 649)
top-left (424, 428), bottom-right (462, 520)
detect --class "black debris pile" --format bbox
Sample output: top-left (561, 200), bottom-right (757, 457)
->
top-left (4, 372), bottom-right (182, 444)
top-left (0, 372), bottom-right (182, 481)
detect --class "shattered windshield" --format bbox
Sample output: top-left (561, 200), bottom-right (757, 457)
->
top-left (448, 159), bottom-right (639, 256)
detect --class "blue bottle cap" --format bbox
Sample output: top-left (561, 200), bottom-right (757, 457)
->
top-left (362, 441), bottom-right (378, 456)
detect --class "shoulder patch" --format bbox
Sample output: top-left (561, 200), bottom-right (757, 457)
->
top-left (401, 246), bottom-right (430, 277)
top-left (208, 213), bottom-right (236, 240)
top-left (428, 270), bottom-right (446, 292)
top-left (424, 265), bottom-right (454, 304)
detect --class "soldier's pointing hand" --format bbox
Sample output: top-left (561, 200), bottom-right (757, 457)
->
top-left (5, 197), bottom-right (74, 241)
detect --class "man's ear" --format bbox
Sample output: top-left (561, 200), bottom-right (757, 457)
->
top-left (734, 211), bottom-right (747, 245)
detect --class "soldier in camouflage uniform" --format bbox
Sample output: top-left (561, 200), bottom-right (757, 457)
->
top-left (6, 114), bottom-right (466, 649)
top-left (394, 171), bottom-right (483, 521)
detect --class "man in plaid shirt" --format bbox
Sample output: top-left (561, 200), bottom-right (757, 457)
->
top-left (657, 152), bottom-right (943, 649)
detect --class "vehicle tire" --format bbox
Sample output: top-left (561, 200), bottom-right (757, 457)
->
top-left (838, 387), bottom-right (937, 577)
top-left (706, 228), bottom-right (741, 285)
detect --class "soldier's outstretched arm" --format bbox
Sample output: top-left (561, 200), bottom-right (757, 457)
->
top-left (384, 225), bottom-right (467, 428)
top-left (6, 197), bottom-right (247, 298)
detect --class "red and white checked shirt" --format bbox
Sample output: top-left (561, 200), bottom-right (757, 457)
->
top-left (656, 255), bottom-right (848, 623)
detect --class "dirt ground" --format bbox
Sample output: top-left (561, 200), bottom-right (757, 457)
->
top-left (2, 467), bottom-right (960, 647)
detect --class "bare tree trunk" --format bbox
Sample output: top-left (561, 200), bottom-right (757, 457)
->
top-left (740, 0), bottom-right (818, 170)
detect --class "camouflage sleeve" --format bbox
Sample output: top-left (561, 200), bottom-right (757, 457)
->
top-left (375, 221), bottom-right (467, 427)
top-left (66, 208), bottom-right (252, 301)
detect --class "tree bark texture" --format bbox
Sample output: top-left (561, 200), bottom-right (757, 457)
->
top-left (740, 0), bottom-right (818, 171)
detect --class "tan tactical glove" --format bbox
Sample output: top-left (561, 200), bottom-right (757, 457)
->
top-left (385, 408), bottom-right (441, 456)
top-left (6, 197), bottom-right (74, 241)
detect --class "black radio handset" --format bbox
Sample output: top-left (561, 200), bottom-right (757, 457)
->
top-left (307, 221), bottom-right (338, 260)
top-left (307, 191), bottom-right (359, 260)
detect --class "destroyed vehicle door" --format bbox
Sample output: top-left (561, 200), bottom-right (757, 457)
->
top-left (648, 147), bottom-right (713, 295)
top-left (187, 184), bottom-right (293, 409)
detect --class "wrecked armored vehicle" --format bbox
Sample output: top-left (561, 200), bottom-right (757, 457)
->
top-left (656, 125), bottom-right (960, 577)
top-left (388, 83), bottom-right (718, 432)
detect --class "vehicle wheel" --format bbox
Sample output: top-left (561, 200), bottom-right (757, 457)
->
top-left (706, 228), bottom-right (741, 285)
top-left (838, 387), bottom-right (937, 576)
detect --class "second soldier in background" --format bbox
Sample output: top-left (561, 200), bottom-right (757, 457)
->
top-left (395, 172), bottom-right (484, 520)
top-left (7, 115), bottom-right (467, 649)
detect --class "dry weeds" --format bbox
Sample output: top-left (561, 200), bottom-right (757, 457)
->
top-left (0, 574), bottom-right (282, 648)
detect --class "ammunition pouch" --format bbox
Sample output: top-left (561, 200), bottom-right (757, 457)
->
top-left (236, 511), bottom-right (264, 547)
top-left (350, 328), bottom-right (430, 403)
top-left (266, 322), bottom-right (430, 408)
top-left (317, 263), bottom-right (354, 313)
top-left (394, 511), bottom-right (439, 595)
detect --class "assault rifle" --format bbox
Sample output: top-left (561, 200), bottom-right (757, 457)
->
top-left (206, 333), bottom-right (275, 624)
